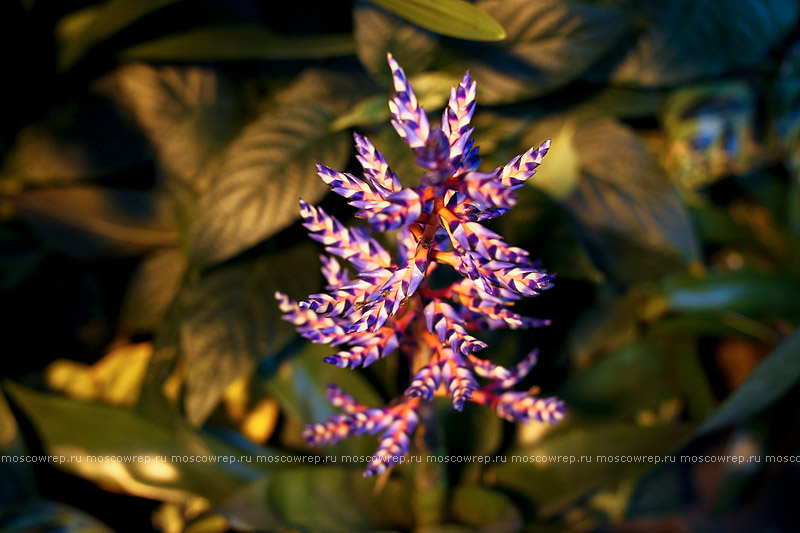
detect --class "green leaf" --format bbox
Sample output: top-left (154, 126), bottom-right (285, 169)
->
top-left (216, 467), bottom-right (412, 531)
top-left (492, 423), bottom-right (693, 517)
top-left (450, 485), bottom-right (522, 529)
top-left (332, 71), bottom-right (456, 131)
top-left (0, 91), bottom-right (150, 186)
top-left (367, 0), bottom-right (505, 42)
top-left (262, 343), bottom-right (383, 430)
top-left (658, 271), bottom-right (800, 319)
top-left (696, 328), bottom-right (800, 436)
top-left (4, 382), bottom-right (255, 502)
top-left (120, 248), bottom-right (187, 333)
top-left (13, 186), bottom-right (179, 257)
top-left (610, 0), bottom-right (799, 86)
top-left (119, 25), bottom-right (356, 61)
top-left (354, 0), bottom-right (439, 82)
top-left (549, 119), bottom-right (700, 282)
top-left (110, 64), bottom-right (242, 194)
top-left (0, 390), bottom-right (36, 504)
top-left (187, 76), bottom-right (351, 266)
top-left (180, 243), bottom-right (319, 426)
top-left (0, 500), bottom-right (113, 533)
top-left (558, 341), bottom-right (680, 418)
top-left (444, 0), bottom-right (631, 104)
top-left (58, 0), bottom-right (187, 71)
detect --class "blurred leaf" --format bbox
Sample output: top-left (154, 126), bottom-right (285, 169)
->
top-left (493, 423), bottom-right (693, 517)
top-left (648, 313), bottom-right (775, 343)
top-left (0, 500), bottom-right (112, 533)
top-left (58, 0), bottom-right (186, 71)
top-left (0, 390), bottom-right (36, 504)
top-left (13, 186), bottom-right (179, 257)
top-left (696, 327), bottom-right (800, 436)
top-left (0, 92), bottom-right (149, 185)
top-left (120, 25), bottom-right (356, 61)
top-left (368, 0), bottom-right (505, 42)
top-left (332, 71), bottom-right (456, 131)
top-left (262, 342), bottom-right (383, 427)
top-left (450, 485), bottom-right (522, 530)
top-left (4, 382), bottom-right (256, 503)
top-left (444, 0), bottom-right (630, 104)
top-left (354, 0), bottom-right (439, 82)
top-left (658, 270), bottom-right (800, 319)
top-left (180, 243), bottom-right (320, 426)
top-left (610, 0), bottom-right (799, 86)
top-left (558, 340), bottom-right (680, 418)
top-left (110, 64), bottom-right (242, 194)
top-left (527, 121), bottom-right (580, 199)
top-left (216, 467), bottom-right (412, 531)
top-left (120, 248), bottom-right (187, 333)
top-left (552, 119), bottom-right (700, 282)
top-left (660, 83), bottom-right (761, 189)
top-left (0, 225), bottom-right (44, 291)
top-left (188, 75), bottom-right (352, 266)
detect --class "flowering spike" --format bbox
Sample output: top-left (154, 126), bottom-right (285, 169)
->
top-left (280, 55), bottom-right (562, 477)
top-left (387, 53), bottom-right (430, 150)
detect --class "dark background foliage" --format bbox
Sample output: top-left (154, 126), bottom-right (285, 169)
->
top-left (1, 0), bottom-right (800, 531)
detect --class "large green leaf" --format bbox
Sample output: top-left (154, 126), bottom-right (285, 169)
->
top-left (110, 64), bottom-right (242, 194)
top-left (658, 270), bottom-right (800, 320)
top-left (0, 390), bottom-right (36, 504)
top-left (187, 76), bottom-right (351, 266)
top-left (695, 328), bottom-right (800, 436)
top-left (535, 118), bottom-right (700, 282)
top-left (13, 185), bottom-right (179, 257)
top-left (120, 25), bottom-right (356, 61)
top-left (215, 467), bottom-right (412, 531)
top-left (610, 0), bottom-right (799, 86)
top-left (492, 423), bottom-right (693, 517)
top-left (450, 485), bottom-right (522, 530)
top-left (354, 0), bottom-right (439, 82)
top-left (58, 0), bottom-right (187, 71)
top-left (4, 382), bottom-right (257, 503)
top-left (180, 243), bottom-right (319, 426)
top-left (119, 247), bottom-right (187, 333)
top-left (444, 0), bottom-right (631, 104)
top-left (368, 0), bottom-right (505, 42)
top-left (0, 500), bottom-right (113, 533)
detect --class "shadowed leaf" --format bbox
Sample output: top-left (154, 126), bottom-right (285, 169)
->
top-left (368, 0), bottom-right (505, 42)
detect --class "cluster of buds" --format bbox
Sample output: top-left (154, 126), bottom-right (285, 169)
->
top-left (276, 54), bottom-right (564, 477)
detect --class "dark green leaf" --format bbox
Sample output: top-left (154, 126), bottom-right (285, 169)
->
top-left (558, 341), bottom-right (680, 417)
top-left (0, 500), bottom-right (113, 533)
top-left (110, 64), bottom-right (242, 194)
top-left (120, 25), bottom-right (356, 61)
top-left (120, 247), bottom-right (187, 333)
top-left (493, 423), bottom-right (693, 517)
top-left (58, 0), bottom-right (187, 71)
top-left (659, 271), bottom-right (800, 319)
top-left (216, 467), bottom-right (412, 531)
top-left (180, 243), bottom-right (319, 426)
top-left (610, 0), bottom-right (799, 86)
top-left (261, 343), bottom-right (383, 441)
top-left (368, 0), bottom-right (505, 42)
top-left (444, 0), bottom-right (631, 104)
top-left (549, 119), bottom-right (700, 282)
top-left (13, 186), bottom-right (179, 257)
top-left (0, 390), bottom-right (37, 504)
top-left (450, 485), bottom-right (522, 529)
top-left (188, 76), bottom-right (351, 266)
top-left (696, 328), bottom-right (800, 436)
top-left (354, 0), bottom-right (439, 82)
top-left (4, 382), bottom-right (255, 502)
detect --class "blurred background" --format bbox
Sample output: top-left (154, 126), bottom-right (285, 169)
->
top-left (1, 0), bottom-right (800, 531)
